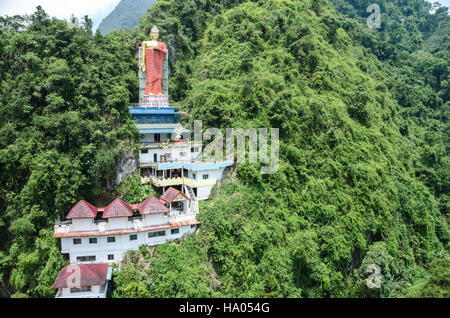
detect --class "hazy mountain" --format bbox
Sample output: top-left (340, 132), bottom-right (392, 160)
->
top-left (98, 0), bottom-right (156, 34)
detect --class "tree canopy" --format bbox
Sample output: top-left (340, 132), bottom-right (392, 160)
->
top-left (0, 0), bottom-right (448, 298)
top-left (111, 0), bottom-right (449, 298)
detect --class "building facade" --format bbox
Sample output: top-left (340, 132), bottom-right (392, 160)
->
top-left (54, 188), bottom-right (198, 264)
top-left (131, 43), bottom-right (232, 201)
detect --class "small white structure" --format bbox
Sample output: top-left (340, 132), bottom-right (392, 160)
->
top-left (54, 188), bottom-right (198, 264)
top-left (140, 159), bottom-right (232, 201)
top-left (53, 264), bottom-right (112, 298)
top-left (136, 123), bottom-right (232, 201)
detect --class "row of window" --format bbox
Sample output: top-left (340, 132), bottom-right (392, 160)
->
top-left (76, 255), bottom-right (96, 262)
top-left (141, 149), bottom-right (199, 158)
top-left (72, 228), bottom-right (184, 245)
top-left (74, 227), bottom-right (197, 263)
top-left (70, 287), bottom-right (92, 293)
top-left (141, 150), bottom-right (192, 157)
top-left (192, 173), bottom-right (209, 180)
top-left (134, 117), bottom-right (176, 124)
top-left (149, 133), bottom-right (184, 143)
top-left (76, 254), bottom-right (114, 262)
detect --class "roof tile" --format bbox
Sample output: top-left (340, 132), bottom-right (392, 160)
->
top-left (102, 198), bottom-right (133, 218)
top-left (137, 196), bottom-right (170, 215)
top-left (52, 264), bottom-right (109, 289)
top-left (66, 200), bottom-right (98, 219)
top-left (160, 187), bottom-right (190, 203)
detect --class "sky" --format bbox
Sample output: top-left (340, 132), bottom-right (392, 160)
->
top-left (0, 0), bottom-right (449, 30)
top-left (431, 0), bottom-right (450, 8)
top-left (0, 0), bottom-right (121, 29)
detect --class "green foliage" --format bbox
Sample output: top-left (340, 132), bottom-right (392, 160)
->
top-left (1, 0), bottom-right (448, 298)
top-left (112, 240), bottom-right (221, 297)
top-left (115, 174), bottom-right (158, 203)
top-left (409, 257), bottom-right (450, 298)
top-left (113, 0), bottom-right (449, 298)
top-left (0, 7), bottom-right (139, 296)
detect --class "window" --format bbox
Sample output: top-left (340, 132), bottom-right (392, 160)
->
top-left (148, 230), bottom-right (165, 238)
top-left (141, 149), bottom-right (148, 154)
top-left (151, 117), bottom-right (156, 124)
top-left (73, 238), bottom-right (82, 245)
top-left (108, 254), bottom-right (114, 260)
top-left (70, 287), bottom-right (91, 293)
top-left (202, 174), bottom-right (209, 180)
top-left (167, 133), bottom-right (171, 139)
top-left (171, 228), bottom-right (179, 235)
top-left (89, 238), bottom-right (97, 244)
top-left (129, 234), bottom-right (138, 241)
top-left (154, 134), bottom-right (160, 142)
top-left (194, 147), bottom-right (199, 152)
top-left (77, 256), bottom-right (96, 262)
top-left (180, 152), bottom-right (185, 157)
top-left (107, 237), bottom-right (115, 243)
top-left (191, 147), bottom-right (195, 153)
top-left (154, 153), bottom-right (158, 162)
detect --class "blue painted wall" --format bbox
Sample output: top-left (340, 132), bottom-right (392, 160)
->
top-left (131, 113), bottom-right (180, 124)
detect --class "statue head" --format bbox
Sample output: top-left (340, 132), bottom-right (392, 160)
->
top-left (150, 25), bottom-right (159, 41)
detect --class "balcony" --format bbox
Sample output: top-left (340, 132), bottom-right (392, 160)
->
top-left (168, 212), bottom-right (197, 223)
top-left (141, 176), bottom-right (217, 188)
top-left (140, 140), bottom-right (201, 150)
top-left (54, 210), bottom-right (197, 235)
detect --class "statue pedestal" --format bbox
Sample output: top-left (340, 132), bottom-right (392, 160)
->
top-left (141, 95), bottom-right (169, 107)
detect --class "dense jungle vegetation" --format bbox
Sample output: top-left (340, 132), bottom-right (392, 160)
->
top-left (0, 8), bottom-right (139, 297)
top-left (0, 0), bottom-right (449, 298)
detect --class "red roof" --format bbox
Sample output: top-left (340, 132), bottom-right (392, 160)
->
top-left (102, 198), bottom-right (133, 218)
top-left (66, 200), bottom-right (98, 219)
top-left (52, 264), bottom-right (109, 289)
top-left (137, 196), bottom-right (170, 215)
top-left (160, 187), bottom-right (190, 203)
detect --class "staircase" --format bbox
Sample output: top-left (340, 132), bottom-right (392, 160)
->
top-left (184, 185), bottom-right (199, 215)
top-left (186, 185), bottom-right (197, 201)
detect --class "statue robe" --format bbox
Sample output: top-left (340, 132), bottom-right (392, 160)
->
top-left (143, 42), bottom-right (167, 95)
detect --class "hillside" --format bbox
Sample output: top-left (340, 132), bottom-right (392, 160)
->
top-left (111, 0), bottom-right (449, 298)
top-left (0, 0), bottom-right (448, 298)
top-left (0, 8), bottom-right (140, 297)
top-left (98, 0), bottom-right (156, 35)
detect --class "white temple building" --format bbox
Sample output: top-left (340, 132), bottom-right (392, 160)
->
top-left (54, 187), bottom-right (198, 264)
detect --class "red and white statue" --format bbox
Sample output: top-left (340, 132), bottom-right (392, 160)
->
top-left (141, 25), bottom-right (167, 96)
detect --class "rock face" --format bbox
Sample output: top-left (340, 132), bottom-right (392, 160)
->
top-left (115, 154), bottom-right (138, 186)
top-left (98, 0), bottom-right (157, 35)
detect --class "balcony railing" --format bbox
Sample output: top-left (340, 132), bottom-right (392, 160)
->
top-left (129, 103), bottom-right (180, 109)
top-left (140, 140), bottom-right (201, 149)
top-left (54, 211), bottom-right (197, 234)
top-left (141, 176), bottom-right (217, 188)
